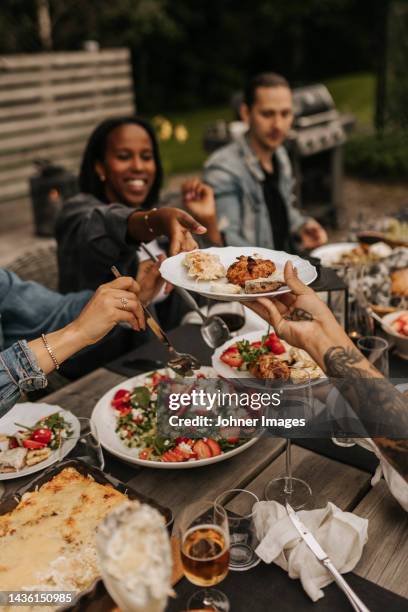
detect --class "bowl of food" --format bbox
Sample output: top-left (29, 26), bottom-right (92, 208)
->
top-left (381, 310), bottom-right (408, 359)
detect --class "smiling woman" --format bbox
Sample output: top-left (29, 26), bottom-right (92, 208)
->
top-left (54, 116), bottom-right (207, 377)
top-left (55, 116), bottom-right (205, 295)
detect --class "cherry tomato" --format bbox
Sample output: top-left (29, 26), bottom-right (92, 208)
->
top-left (31, 428), bottom-right (52, 445)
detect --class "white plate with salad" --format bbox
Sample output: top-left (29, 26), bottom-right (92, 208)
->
top-left (0, 403), bottom-right (80, 480)
top-left (91, 367), bottom-right (259, 469)
top-left (212, 330), bottom-right (325, 384)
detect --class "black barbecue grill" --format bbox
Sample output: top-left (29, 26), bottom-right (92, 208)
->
top-left (203, 83), bottom-right (354, 227)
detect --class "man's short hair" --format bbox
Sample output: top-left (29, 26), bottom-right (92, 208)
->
top-left (244, 72), bottom-right (290, 108)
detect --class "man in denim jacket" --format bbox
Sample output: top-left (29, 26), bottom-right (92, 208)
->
top-left (203, 72), bottom-right (327, 251)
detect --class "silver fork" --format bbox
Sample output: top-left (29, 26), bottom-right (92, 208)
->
top-left (111, 266), bottom-right (201, 377)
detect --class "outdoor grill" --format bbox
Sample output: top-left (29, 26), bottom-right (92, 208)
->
top-left (203, 83), bottom-right (354, 227)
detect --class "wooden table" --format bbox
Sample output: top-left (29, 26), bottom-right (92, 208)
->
top-left (3, 364), bottom-right (408, 606)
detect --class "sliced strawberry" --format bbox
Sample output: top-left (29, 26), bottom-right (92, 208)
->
top-left (251, 341), bottom-right (262, 348)
top-left (226, 437), bottom-right (240, 444)
top-left (22, 439), bottom-right (46, 449)
top-left (193, 440), bottom-right (212, 459)
top-left (161, 450), bottom-right (180, 462)
top-left (220, 347), bottom-right (244, 368)
top-left (118, 407), bottom-right (132, 416)
top-left (205, 438), bottom-right (222, 456)
top-left (112, 389), bottom-right (131, 409)
top-left (269, 341), bottom-right (285, 355)
top-left (393, 319), bottom-right (404, 332)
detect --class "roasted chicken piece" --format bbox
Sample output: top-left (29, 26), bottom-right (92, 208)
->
top-left (227, 256), bottom-right (276, 287)
top-left (248, 354), bottom-right (290, 380)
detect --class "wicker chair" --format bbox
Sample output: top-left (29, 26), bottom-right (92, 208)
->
top-left (7, 242), bottom-right (59, 291)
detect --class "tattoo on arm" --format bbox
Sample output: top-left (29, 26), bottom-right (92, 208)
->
top-left (324, 346), bottom-right (408, 483)
top-left (286, 308), bottom-right (314, 322)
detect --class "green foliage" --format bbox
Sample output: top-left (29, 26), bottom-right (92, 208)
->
top-left (0, 0), bottom-right (387, 112)
top-left (345, 132), bottom-right (408, 179)
top-left (325, 73), bottom-right (375, 129)
top-left (156, 105), bottom-right (233, 177)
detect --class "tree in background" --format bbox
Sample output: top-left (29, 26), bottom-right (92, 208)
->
top-left (0, 0), bottom-right (390, 112)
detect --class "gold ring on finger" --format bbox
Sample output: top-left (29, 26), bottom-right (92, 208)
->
top-left (120, 297), bottom-right (129, 311)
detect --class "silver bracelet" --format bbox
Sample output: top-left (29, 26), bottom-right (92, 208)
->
top-left (144, 207), bottom-right (158, 234)
top-left (41, 334), bottom-right (60, 370)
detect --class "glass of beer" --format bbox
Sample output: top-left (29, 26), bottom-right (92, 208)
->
top-left (179, 500), bottom-right (230, 611)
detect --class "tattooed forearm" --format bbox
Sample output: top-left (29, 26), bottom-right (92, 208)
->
top-left (324, 346), bottom-right (378, 377)
top-left (324, 346), bottom-right (408, 483)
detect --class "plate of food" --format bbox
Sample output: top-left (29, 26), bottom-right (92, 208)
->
top-left (311, 242), bottom-right (393, 267)
top-left (0, 459), bottom-right (172, 607)
top-left (212, 330), bottom-right (325, 384)
top-left (159, 246), bottom-right (317, 302)
top-left (0, 403), bottom-right (79, 480)
top-left (92, 367), bottom-right (259, 469)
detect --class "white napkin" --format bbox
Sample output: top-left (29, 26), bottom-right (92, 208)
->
top-left (356, 438), bottom-right (408, 511)
top-left (253, 501), bottom-right (368, 602)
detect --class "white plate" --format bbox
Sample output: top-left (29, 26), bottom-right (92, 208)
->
top-left (159, 247), bottom-right (317, 302)
top-left (0, 403), bottom-right (80, 481)
top-left (212, 331), bottom-right (325, 384)
top-left (91, 368), bottom-right (259, 469)
top-left (311, 242), bottom-right (358, 267)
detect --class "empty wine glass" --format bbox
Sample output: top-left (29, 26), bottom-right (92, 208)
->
top-left (72, 417), bottom-right (105, 470)
top-left (214, 489), bottom-right (260, 571)
top-left (357, 336), bottom-right (389, 377)
top-left (179, 500), bottom-right (230, 612)
top-left (264, 375), bottom-right (313, 510)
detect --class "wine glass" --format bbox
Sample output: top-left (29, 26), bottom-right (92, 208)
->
top-left (357, 336), bottom-right (389, 377)
top-left (214, 489), bottom-right (260, 571)
top-left (207, 301), bottom-right (246, 336)
top-left (179, 500), bottom-right (230, 612)
top-left (264, 374), bottom-right (313, 510)
top-left (71, 417), bottom-right (105, 470)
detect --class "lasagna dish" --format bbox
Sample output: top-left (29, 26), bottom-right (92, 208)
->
top-left (0, 467), bottom-right (130, 609)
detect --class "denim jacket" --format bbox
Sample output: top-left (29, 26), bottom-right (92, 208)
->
top-left (203, 135), bottom-right (307, 248)
top-left (0, 268), bottom-right (92, 415)
top-left (0, 341), bottom-right (48, 417)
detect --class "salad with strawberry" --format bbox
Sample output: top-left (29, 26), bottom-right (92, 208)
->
top-left (390, 311), bottom-right (408, 337)
top-left (4, 412), bottom-right (73, 451)
top-left (110, 372), bottom-right (244, 463)
top-left (220, 332), bottom-right (286, 370)
top-left (218, 330), bottom-right (323, 382)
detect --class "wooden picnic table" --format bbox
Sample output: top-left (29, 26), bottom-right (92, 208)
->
top-left (2, 325), bottom-right (408, 610)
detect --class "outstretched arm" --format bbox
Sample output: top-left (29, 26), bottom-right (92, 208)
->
top-left (245, 261), bottom-right (408, 482)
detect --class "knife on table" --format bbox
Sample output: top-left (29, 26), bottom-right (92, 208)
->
top-left (285, 502), bottom-right (370, 612)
